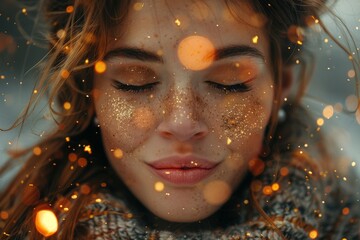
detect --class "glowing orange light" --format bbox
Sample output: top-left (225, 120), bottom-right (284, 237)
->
top-left (63, 102), bottom-right (71, 110)
top-left (0, 75), bottom-right (5, 79)
top-left (85, 58), bottom-right (89, 64)
top-left (252, 35), bottom-right (259, 44)
top-left (78, 157), bottom-right (88, 168)
top-left (80, 184), bottom-right (91, 195)
top-left (22, 8), bottom-right (27, 14)
top-left (33, 147), bottom-right (42, 156)
top-left (95, 61), bottom-right (107, 73)
top-left (33, 89), bottom-right (38, 94)
top-left (84, 145), bottom-right (92, 154)
top-left (154, 181), bottom-right (165, 192)
top-left (113, 148), bottom-right (123, 159)
top-left (60, 69), bottom-right (70, 79)
top-left (271, 183), bottom-right (280, 191)
top-left (309, 229), bottom-right (318, 239)
top-left (248, 158), bottom-right (265, 176)
top-left (316, 118), bottom-right (324, 126)
top-left (68, 153), bottom-right (77, 162)
top-left (0, 211), bottom-right (9, 220)
top-left (66, 6), bottom-right (74, 13)
top-left (177, 35), bottom-right (215, 71)
top-left (342, 207), bottom-right (350, 215)
top-left (262, 185), bottom-right (273, 195)
top-left (203, 181), bottom-right (231, 205)
top-left (65, 137), bottom-right (70, 142)
top-left (35, 210), bottom-right (58, 237)
top-left (322, 105), bottom-right (334, 119)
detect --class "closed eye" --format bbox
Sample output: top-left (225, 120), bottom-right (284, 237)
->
top-left (205, 81), bottom-right (252, 93)
top-left (112, 80), bottom-right (159, 93)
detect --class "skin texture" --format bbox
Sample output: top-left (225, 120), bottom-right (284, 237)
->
top-left (93, 0), bottom-right (277, 222)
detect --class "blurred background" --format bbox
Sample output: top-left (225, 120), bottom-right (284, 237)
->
top-left (0, 0), bottom-right (359, 185)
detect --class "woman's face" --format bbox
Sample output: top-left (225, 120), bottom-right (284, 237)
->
top-left (94, 0), bottom-right (275, 222)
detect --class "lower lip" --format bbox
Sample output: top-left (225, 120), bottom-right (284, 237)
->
top-left (150, 168), bottom-right (214, 185)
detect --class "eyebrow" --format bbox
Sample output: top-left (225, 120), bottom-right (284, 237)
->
top-left (103, 45), bottom-right (265, 63)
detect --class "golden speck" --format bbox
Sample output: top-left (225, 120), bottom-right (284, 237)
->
top-left (154, 181), bottom-right (165, 192)
top-left (133, 2), bottom-right (144, 11)
top-left (271, 183), bottom-right (280, 191)
top-left (0, 75), bottom-right (5, 79)
top-left (226, 137), bottom-right (232, 145)
top-left (343, 177), bottom-right (347, 181)
top-left (309, 229), bottom-right (318, 239)
top-left (33, 89), bottom-right (38, 94)
top-left (324, 38), bottom-right (329, 43)
top-left (63, 207), bottom-right (69, 212)
top-left (85, 59), bottom-right (89, 64)
top-left (243, 199), bottom-right (249, 205)
top-left (71, 194), bottom-right (78, 199)
top-left (342, 207), bottom-right (350, 215)
top-left (174, 18), bottom-right (181, 26)
top-left (22, 8), bottom-right (27, 14)
top-left (252, 35), bottom-right (259, 44)
top-left (296, 59), bottom-right (300, 64)
top-left (316, 118), bottom-right (324, 126)
top-left (66, 6), bottom-right (74, 13)
top-left (63, 102), bottom-right (71, 110)
top-left (33, 147), bottom-right (42, 156)
top-left (65, 137), bottom-right (70, 142)
top-left (351, 161), bottom-right (356, 167)
top-left (262, 185), bottom-right (273, 195)
top-left (95, 198), bottom-right (102, 203)
top-left (95, 61), bottom-right (107, 74)
top-left (60, 69), bottom-right (70, 79)
top-left (84, 145), bottom-right (92, 154)
top-left (113, 148), bottom-right (123, 159)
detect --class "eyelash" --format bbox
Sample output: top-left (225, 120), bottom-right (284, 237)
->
top-left (205, 81), bottom-right (252, 93)
top-left (112, 80), bottom-right (159, 93)
top-left (112, 80), bottom-right (252, 93)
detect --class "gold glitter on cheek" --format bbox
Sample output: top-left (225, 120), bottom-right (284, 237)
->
top-left (219, 94), bottom-right (267, 144)
top-left (132, 106), bottom-right (156, 130)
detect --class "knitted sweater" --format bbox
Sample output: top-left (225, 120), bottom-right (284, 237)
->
top-left (72, 153), bottom-right (360, 239)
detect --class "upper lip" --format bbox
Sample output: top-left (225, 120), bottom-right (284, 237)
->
top-left (147, 155), bottom-right (218, 170)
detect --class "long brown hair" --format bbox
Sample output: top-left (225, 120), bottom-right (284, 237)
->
top-left (0, 0), bottom-right (358, 239)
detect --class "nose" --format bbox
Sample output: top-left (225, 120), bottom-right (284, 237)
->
top-left (157, 88), bottom-right (209, 141)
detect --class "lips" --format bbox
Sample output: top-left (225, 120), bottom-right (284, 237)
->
top-left (147, 156), bottom-right (218, 185)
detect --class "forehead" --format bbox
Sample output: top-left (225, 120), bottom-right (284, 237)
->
top-left (109, 0), bottom-right (268, 55)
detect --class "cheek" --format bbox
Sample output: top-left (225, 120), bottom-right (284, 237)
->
top-left (95, 91), bottom-right (158, 153)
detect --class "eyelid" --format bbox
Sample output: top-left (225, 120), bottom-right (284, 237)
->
top-left (205, 79), bottom-right (253, 93)
top-left (111, 80), bottom-right (159, 93)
